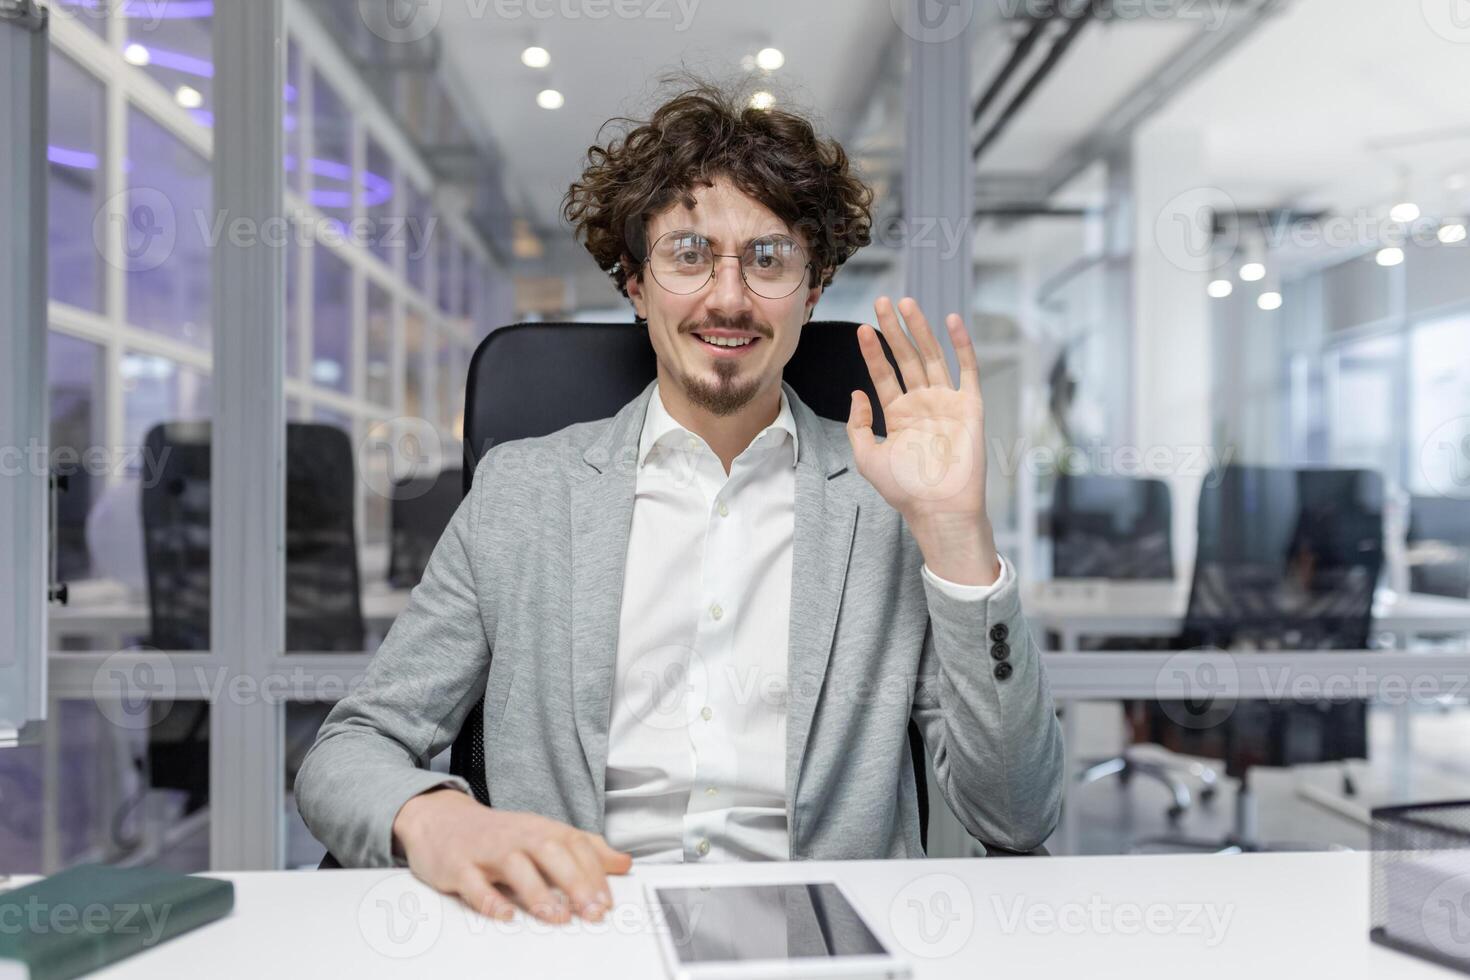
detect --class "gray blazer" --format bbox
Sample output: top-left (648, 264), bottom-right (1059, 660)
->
top-left (296, 379), bottom-right (1064, 868)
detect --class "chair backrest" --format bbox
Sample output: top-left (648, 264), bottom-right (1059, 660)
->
top-left (141, 421), bottom-right (366, 652)
top-left (1406, 494), bottom-right (1470, 599)
top-left (387, 466), bottom-right (464, 590)
top-left (451, 321), bottom-right (939, 844)
top-left (1182, 464), bottom-right (1384, 650)
top-left (1051, 473), bottom-right (1173, 579)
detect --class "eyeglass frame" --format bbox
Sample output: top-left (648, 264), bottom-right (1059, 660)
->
top-left (643, 229), bottom-right (817, 300)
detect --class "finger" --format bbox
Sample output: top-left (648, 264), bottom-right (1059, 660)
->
top-left (897, 296), bottom-right (951, 389)
top-left (568, 835), bottom-right (613, 910)
top-left (457, 869), bottom-right (516, 922)
top-left (588, 833), bottom-right (634, 874)
top-left (874, 295), bottom-right (928, 390)
top-left (499, 850), bottom-right (567, 923)
top-left (856, 323), bottom-right (904, 408)
top-left (847, 390), bottom-right (878, 461)
top-left (948, 314), bottom-right (982, 398)
top-left (530, 839), bottom-right (604, 920)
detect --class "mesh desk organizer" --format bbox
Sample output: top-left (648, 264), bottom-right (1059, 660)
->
top-left (1371, 801), bottom-right (1470, 973)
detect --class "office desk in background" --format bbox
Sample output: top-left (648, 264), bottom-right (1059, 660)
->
top-left (0, 852), bottom-right (1439, 979)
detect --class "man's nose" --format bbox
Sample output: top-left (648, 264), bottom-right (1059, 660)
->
top-left (705, 254), bottom-right (752, 315)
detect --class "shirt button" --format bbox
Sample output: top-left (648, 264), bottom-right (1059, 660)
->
top-left (687, 437), bottom-right (698, 450)
top-left (710, 603), bottom-right (723, 621)
top-left (696, 838), bottom-right (711, 857)
top-left (706, 786), bottom-right (718, 796)
top-left (994, 661), bottom-right (1014, 681)
top-left (717, 501), bottom-right (729, 517)
top-left (990, 641), bottom-right (1010, 661)
top-left (990, 623), bottom-right (1009, 642)
top-left (701, 706), bottom-right (713, 721)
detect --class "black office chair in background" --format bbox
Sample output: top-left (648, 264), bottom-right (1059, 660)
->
top-left (1406, 495), bottom-right (1470, 600)
top-left (1051, 474), bottom-right (1218, 821)
top-left (1136, 464), bottom-right (1383, 852)
top-left (387, 466), bottom-right (464, 590)
top-left (137, 422), bottom-right (365, 839)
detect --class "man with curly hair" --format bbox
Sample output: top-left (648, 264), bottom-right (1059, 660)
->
top-left (298, 78), bottom-right (1063, 927)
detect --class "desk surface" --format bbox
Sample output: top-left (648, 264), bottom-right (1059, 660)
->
top-left (23, 852), bottom-right (1441, 979)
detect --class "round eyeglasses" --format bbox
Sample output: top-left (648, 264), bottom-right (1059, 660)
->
top-left (646, 230), bottom-right (812, 300)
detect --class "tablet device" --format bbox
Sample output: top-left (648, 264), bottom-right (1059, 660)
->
top-left (647, 881), bottom-right (911, 980)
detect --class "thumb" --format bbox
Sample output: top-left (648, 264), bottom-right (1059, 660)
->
top-left (846, 390), bottom-right (877, 460)
top-left (590, 833), bottom-right (633, 873)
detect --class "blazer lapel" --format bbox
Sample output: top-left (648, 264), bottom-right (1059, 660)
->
top-left (569, 380), bottom-right (655, 828)
top-left (782, 384), bottom-right (859, 838)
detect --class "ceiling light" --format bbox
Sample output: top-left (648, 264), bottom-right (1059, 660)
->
top-left (750, 91), bottom-right (776, 111)
top-left (1375, 246), bottom-right (1405, 267)
top-left (1239, 262), bottom-right (1266, 282)
top-left (1438, 223), bottom-right (1467, 245)
top-left (1207, 279), bottom-right (1233, 299)
top-left (756, 47), bottom-right (784, 71)
top-left (123, 43), bottom-right (150, 66)
top-left (536, 88), bottom-right (564, 110)
top-left (174, 85), bottom-right (203, 109)
top-left (1257, 291), bottom-right (1282, 311)
top-left (520, 46), bottom-right (550, 68)
top-left (1390, 202), bottom-right (1421, 224)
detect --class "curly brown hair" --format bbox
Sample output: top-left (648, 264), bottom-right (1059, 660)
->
top-left (562, 73), bottom-right (874, 310)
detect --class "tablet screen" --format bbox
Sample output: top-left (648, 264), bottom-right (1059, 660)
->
top-left (653, 883), bottom-right (890, 964)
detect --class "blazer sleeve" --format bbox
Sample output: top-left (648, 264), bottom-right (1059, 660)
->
top-left (295, 450), bottom-right (500, 868)
top-left (908, 536), bottom-right (1065, 852)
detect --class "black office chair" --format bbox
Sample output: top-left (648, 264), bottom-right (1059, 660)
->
top-left (1136, 464), bottom-right (1383, 852)
top-left (1406, 495), bottom-right (1470, 599)
top-left (1051, 475), bottom-right (1216, 820)
top-left (386, 466), bottom-right (464, 590)
top-left (319, 319), bottom-right (1047, 869)
top-left (138, 422), bottom-right (365, 830)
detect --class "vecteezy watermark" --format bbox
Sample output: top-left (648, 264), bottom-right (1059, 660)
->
top-left (0, 440), bottom-right (172, 486)
top-left (358, 417), bottom-right (447, 501)
top-left (1418, 416), bottom-right (1470, 499)
top-left (885, 421), bottom-right (981, 507)
top-left (988, 437), bottom-right (1236, 482)
top-left (1421, 870), bottom-right (1470, 961)
top-left (358, 873), bottom-right (444, 959)
top-left (359, 0), bottom-right (701, 43)
top-left (889, 873), bottom-right (975, 959)
top-left (0, 897), bottom-right (174, 945)
top-left (892, 0), bottom-right (975, 44)
top-left (1421, 0), bottom-right (1470, 44)
top-left (94, 188), bottom-right (178, 274)
top-left (93, 647), bottom-right (178, 731)
top-left (1154, 186), bottom-right (1238, 275)
top-left (991, 894), bottom-right (1235, 946)
top-left (1154, 649), bottom-right (1240, 730)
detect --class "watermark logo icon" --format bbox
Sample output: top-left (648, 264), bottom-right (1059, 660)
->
top-left (1154, 186), bottom-right (1237, 274)
top-left (94, 188), bottom-right (177, 273)
top-left (1418, 417), bottom-right (1470, 499)
top-left (1422, 0), bottom-right (1470, 44)
top-left (889, 873), bottom-right (973, 959)
top-left (892, 0), bottom-right (974, 43)
top-left (92, 648), bottom-right (176, 731)
top-left (1421, 871), bottom-right (1470, 960)
top-left (358, 873), bottom-right (444, 958)
top-left (358, 417), bottom-right (444, 500)
top-left (359, 0), bottom-right (442, 44)
top-left (1155, 649), bottom-right (1239, 729)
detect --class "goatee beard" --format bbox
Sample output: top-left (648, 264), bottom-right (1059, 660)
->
top-left (680, 360), bottom-right (762, 417)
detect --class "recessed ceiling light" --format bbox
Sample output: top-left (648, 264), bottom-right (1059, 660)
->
top-left (536, 88), bottom-right (564, 110)
top-left (124, 43), bottom-right (150, 66)
top-left (1390, 202), bottom-right (1421, 224)
top-left (1438, 223), bottom-right (1467, 245)
top-left (521, 46), bottom-right (550, 68)
top-left (756, 47), bottom-right (785, 71)
top-left (1207, 279), bottom-right (1234, 299)
top-left (1375, 246), bottom-right (1405, 267)
top-left (175, 85), bottom-right (203, 109)
top-left (1257, 291), bottom-right (1283, 311)
top-left (1239, 262), bottom-right (1265, 282)
top-left (750, 91), bottom-right (776, 110)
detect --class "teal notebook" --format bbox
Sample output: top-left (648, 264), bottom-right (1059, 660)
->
top-left (0, 864), bottom-right (234, 980)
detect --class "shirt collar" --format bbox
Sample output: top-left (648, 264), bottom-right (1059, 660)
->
top-left (637, 381), bottom-right (799, 469)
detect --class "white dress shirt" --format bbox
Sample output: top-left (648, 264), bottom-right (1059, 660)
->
top-left (602, 382), bottom-right (1009, 863)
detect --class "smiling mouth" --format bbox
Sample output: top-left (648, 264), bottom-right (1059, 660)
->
top-left (690, 332), bottom-right (761, 352)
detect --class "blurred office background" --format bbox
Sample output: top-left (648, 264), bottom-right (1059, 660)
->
top-left (4, 0), bottom-right (1470, 872)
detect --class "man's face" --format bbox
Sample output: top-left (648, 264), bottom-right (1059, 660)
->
top-left (626, 175), bottom-right (823, 416)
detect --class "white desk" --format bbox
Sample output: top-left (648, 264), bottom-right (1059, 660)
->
top-left (4, 853), bottom-right (1440, 979)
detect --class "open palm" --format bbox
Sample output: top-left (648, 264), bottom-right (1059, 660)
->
top-left (846, 296), bottom-right (987, 524)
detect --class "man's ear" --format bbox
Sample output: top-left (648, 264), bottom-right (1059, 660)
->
top-left (624, 260), bottom-right (648, 320)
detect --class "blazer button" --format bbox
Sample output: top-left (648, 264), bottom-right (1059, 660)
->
top-left (990, 641), bottom-right (1010, 661)
top-left (989, 623), bottom-right (1009, 643)
top-left (994, 661), bottom-right (1013, 681)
